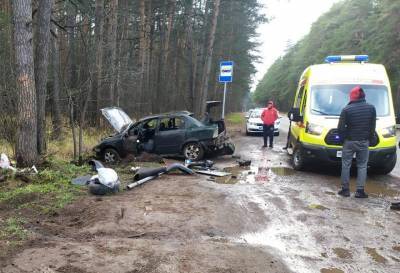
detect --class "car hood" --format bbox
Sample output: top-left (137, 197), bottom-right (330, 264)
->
top-left (248, 117), bottom-right (262, 123)
top-left (101, 107), bottom-right (133, 133)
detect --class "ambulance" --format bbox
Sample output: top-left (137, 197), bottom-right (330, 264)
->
top-left (288, 55), bottom-right (397, 174)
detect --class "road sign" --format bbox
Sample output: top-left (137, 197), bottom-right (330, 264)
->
top-left (219, 61), bottom-right (233, 83)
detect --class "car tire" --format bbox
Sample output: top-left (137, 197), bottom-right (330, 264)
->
top-left (369, 156), bottom-right (397, 175)
top-left (183, 142), bottom-right (204, 161)
top-left (292, 144), bottom-right (307, 171)
top-left (103, 148), bottom-right (121, 164)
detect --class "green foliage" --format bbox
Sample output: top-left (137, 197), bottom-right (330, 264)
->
top-left (255, 0), bottom-right (400, 111)
top-left (0, 158), bottom-right (90, 214)
top-left (0, 217), bottom-right (27, 241)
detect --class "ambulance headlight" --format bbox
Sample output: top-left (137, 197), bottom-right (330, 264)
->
top-left (382, 126), bottom-right (396, 138)
top-left (306, 122), bottom-right (324, 136)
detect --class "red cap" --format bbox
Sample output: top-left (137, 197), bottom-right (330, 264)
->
top-left (349, 86), bottom-right (365, 102)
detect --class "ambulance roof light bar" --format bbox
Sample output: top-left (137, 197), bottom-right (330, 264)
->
top-left (325, 55), bottom-right (369, 63)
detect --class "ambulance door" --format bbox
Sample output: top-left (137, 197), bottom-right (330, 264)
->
top-left (290, 84), bottom-right (306, 143)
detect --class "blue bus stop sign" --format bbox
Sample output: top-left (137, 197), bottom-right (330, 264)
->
top-left (219, 61), bottom-right (233, 83)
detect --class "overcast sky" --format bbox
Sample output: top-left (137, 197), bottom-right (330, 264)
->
top-left (252, 0), bottom-right (343, 89)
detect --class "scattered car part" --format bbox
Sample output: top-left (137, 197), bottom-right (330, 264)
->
top-left (127, 163), bottom-right (194, 190)
top-left (237, 159), bottom-right (251, 167)
top-left (166, 163), bottom-right (195, 175)
top-left (195, 169), bottom-right (231, 177)
top-left (390, 202), bottom-right (400, 211)
top-left (133, 167), bottom-right (167, 181)
top-left (186, 160), bottom-right (214, 169)
top-left (73, 160), bottom-right (120, 195)
top-left (72, 175), bottom-right (92, 186)
top-left (0, 153), bottom-right (16, 172)
top-left (127, 176), bottom-right (158, 190)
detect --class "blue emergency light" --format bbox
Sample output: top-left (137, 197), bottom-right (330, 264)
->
top-left (325, 55), bottom-right (369, 63)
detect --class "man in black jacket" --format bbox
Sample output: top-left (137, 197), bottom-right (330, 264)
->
top-left (337, 86), bottom-right (376, 198)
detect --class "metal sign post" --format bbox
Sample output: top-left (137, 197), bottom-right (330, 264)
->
top-left (219, 61), bottom-right (233, 119)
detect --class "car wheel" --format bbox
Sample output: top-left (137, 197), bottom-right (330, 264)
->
top-left (292, 145), bottom-right (307, 171)
top-left (369, 156), bottom-right (397, 175)
top-left (103, 148), bottom-right (121, 164)
top-left (183, 142), bottom-right (204, 161)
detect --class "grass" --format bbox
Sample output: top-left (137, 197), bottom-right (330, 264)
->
top-left (0, 157), bottom-right (90, 216)
top-left (0, 217), bottom-right (27, 241)
top-left (225, 112), bottom-right (245, 125)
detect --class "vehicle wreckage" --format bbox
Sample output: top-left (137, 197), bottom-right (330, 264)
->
top-left (94, 102), bottom-right (235, 163)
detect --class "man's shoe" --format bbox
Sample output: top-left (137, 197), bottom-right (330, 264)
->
top-left (338, 188), bottom-right (350, 197)
top-left (355, 189), bottom-right (368, 198)
top-left (269, 145), bottom-right (273, 148)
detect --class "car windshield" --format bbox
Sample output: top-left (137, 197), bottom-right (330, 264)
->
top-left (250, 110), bottom-right (262, 118)
top-left (310, 84), bottom-right (390, 117)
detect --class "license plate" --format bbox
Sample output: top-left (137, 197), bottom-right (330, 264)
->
top-left (336, 151), bottom-right (356, 158)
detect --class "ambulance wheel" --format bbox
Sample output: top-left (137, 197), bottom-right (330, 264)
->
top-left (292, 145), bottom-right (307, 171)
top-left (370, 156), bottom-right (397, 175)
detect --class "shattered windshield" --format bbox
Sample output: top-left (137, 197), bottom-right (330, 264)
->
top-left (310, 84), bottom-right (390, 117)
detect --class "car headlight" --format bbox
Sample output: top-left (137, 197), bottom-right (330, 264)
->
top-left (382, 126), bottom-right (396, 138)
top-left (306, 122), bottom-right (324, 136)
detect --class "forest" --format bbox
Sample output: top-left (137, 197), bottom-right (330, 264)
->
top-left (254, 0), bottom-right (400, 112)
top-left (0, 0), bottom-right (264, 166)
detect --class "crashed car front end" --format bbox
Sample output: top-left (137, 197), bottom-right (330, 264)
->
top-left (200, 128), bottom-right (235, 156)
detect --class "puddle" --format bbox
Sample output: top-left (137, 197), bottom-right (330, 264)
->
top-left (320, 268), bottom-right (344, 273)
top-left (214, 166), bottom-right (275, 184)
top-left (333, 247), bottom-right (352, 259)
top-left (309, 204), bottom-right (330, 211)
top-left (335, 178), bottom-right (400, 198)
top-left (271, 167), bottom-right (296, 176)
top-left (365, 247), bottom-right (387, 263)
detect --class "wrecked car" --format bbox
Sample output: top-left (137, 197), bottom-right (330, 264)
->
top-left (94, 107), bottom-right (235, 163)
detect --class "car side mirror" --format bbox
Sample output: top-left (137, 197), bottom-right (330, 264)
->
top-left (288, 108), bottom-right (303, 122)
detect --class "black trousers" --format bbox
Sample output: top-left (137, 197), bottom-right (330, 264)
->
top-left (263, 125), bottom-right (274, 147)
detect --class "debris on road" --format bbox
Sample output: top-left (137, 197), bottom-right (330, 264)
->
top-left (127, 163), bottom-right (194, 190)
top-left (72, 160), bottom-right (120, 195)
top-left (0, 153), bottom-right (16, 172)
top-left (237, 159), bottom-right (251, 167)
top-left (194, 169), bottom-right (231, 177)
top-left (390, 202), bottom-right (400, 210)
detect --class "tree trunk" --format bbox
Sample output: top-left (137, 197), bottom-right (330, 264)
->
top-left (198, 0), bottom-right (221, 117)
top-left (66, 2), bottom-right (77, 90)
top-left (34, 0), bottom-right (53, 154)
top-left (93, 0), bottom-right (105, 125)
top-left (50, 27), bottom-right (62, 140)
top-left (138, 0), bottom-right (146, 112)
top-left (12, 0), bottom-right (38, 166)
top-left (108, 0), bottom-right (119, 105)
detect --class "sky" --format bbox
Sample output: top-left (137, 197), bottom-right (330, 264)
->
top-left (253, 0), bottom-right (343, 90)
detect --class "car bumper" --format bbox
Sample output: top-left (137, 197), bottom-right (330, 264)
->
top-left (247, 125), bottom-right (279, 133)
top-left (300, 143), bottom-right (397, 166)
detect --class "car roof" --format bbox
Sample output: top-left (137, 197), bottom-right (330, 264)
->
top-left (137, 111), bottom-right (193, 122)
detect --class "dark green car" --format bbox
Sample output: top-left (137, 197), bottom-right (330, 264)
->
top-left (94, 107), bottom-right (235, 163)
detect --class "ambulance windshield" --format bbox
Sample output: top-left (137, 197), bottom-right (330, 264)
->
top-left (310, 84), bottom-right (390, 117)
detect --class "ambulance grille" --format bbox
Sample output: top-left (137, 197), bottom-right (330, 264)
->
top-left (324, 129), bottom-right (379, 147)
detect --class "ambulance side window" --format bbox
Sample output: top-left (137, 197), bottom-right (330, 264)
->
top-left (295, 86), bottom-right (305, 108)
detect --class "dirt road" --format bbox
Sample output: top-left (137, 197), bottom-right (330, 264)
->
top-left (2, 119), bottom-right (400, 273)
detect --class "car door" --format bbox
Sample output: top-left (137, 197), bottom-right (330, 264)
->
top-left (154, 116), bottom-right (187, 154)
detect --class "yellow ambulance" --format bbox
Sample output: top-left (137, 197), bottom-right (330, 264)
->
top-left (288, 55), bottom-right (397, 174)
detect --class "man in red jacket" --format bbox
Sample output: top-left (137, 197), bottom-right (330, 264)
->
top-left (261, 101), bottom-right (279, 148)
